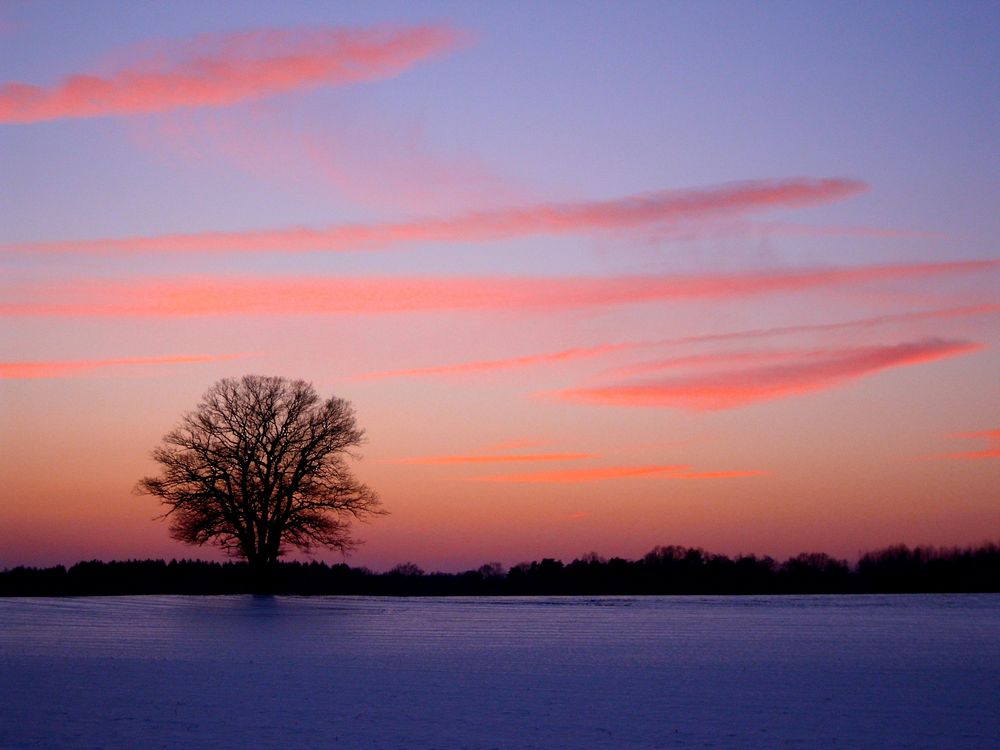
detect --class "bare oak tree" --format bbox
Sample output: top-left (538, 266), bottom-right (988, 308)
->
top-left (137, 375), bottom-right (383, 591)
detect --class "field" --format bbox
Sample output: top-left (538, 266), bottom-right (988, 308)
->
top-left (2, 595), bottom-right (999, 749)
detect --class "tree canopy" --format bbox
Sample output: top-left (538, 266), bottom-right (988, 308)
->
top-left (137, 375), bottom-right (382, 590)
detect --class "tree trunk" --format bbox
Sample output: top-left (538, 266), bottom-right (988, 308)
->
top-left (249, 555), bottom-right (277, 595)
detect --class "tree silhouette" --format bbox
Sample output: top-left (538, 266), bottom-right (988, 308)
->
top-left (137, 375), bottom-right (383, 591)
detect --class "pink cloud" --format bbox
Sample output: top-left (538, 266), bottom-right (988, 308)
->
top-left (0, 25), bottom-right (467, 123)
top-left (350, 302), bottom-right (999, 381)
top-left (130, 108), bottom-right (520, 215)
top-left (3, 177), bottom-right (866, 256)
top-left (0, 353), bottom-right (246, 379)
top-left (932, 428), bottom-right (1000, 461)
top-left (629, 218), bottom-right (930, 249)
top-left (465, 465), bottom-right (767, 483)
top-left (354, 344), bottom-right (632, 381)
top-left (949, 428), bottom-right (1000, 442)
top-left (661, 303), bottom-right (1000, 348)
top-left (395, 453), bottom-right (597, 465)
top-left (553, 339), bottom-right (983, 410)
top-left (2, 261), bottom-right (995, 318)
top-left (698, 219), bottom-right (933, 241)
top-left (607, 349), bottom-right (807, 378)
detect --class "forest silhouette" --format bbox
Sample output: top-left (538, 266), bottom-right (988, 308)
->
top-left (3, 542), bottom-right (998, 596)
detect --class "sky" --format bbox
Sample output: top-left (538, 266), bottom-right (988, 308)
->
top-left (1, 0), bottom-right (998, 572)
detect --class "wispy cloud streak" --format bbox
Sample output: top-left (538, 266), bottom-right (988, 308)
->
top-left (355, 344), bottom-right (632, 381)
top-left (396, 453), bottom-right (597, 465)
top-left (676, 219), bottom-right (934, 241)
top-left (0, 353), bottom-right (245, 379)
top-left (608, 350), bottom-right (806, 378)
top-left (660, 303), bottom-right (1000, 348)
top-left (0, 25), bottom-right (466, 123)
top-left (129, 108), bottom-right (519, 215)
top-left (554, 339), bottom-right (983, 410)
top-left (352, 302), bottom-right (1000, 380)
top-left (931, 428), bottom-right (1000, 461)
top-left (4, 261), bottom-right (994, 318)
top-left (4, 178), bottom-right (865, 255)
top-left (465, 465), bottom-right (767, 483)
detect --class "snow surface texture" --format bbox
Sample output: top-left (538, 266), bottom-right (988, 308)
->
top-left (1, 595), bottom-right (998, 749)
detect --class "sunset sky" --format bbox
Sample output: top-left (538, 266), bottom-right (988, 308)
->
top-left (2, 1), bottom-right (998, 571)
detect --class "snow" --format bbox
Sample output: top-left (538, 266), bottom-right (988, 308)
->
top-left (1, 595), bottom-right (998, 749)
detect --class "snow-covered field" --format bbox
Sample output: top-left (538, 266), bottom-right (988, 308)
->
top-left (1, 594), bottom-right (998, 749)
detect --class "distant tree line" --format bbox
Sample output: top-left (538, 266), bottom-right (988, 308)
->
top-left (2, 542), bottom-right (999, 597)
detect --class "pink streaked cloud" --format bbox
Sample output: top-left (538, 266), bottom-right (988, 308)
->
top-left (0, 25), bottom-right (467, 123)
top-left (354, 344), bottom-right (632, 381)
top-left (631, 218), bottom-right (931, 248)
top-left (129, 108), bottom-right (520, 215)
top-left (607, 349), bottom-right (808, 378)
top-left (465, 465), bottom-right (767, 483)
top-left (3, 260), bottom-right (995, 318)
top-left (4, 178), bottom-right (866, 256)
top-left (948, 428), bottom-right (1000, 442)
top-left (553, 339), bottom-right (983, 410)
top-left (711, 219), bottom-right (933, 241)
top-left (661, 303), bottom-right (1000, 348)
top-left (931, 428), bottom-right (1000, 461)
top-left (395, 452), bottom-right (597, 465)
top-left (352, 302), bottom-right (999, 381)
top-left (0, 353), bottom-right (246, 379)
